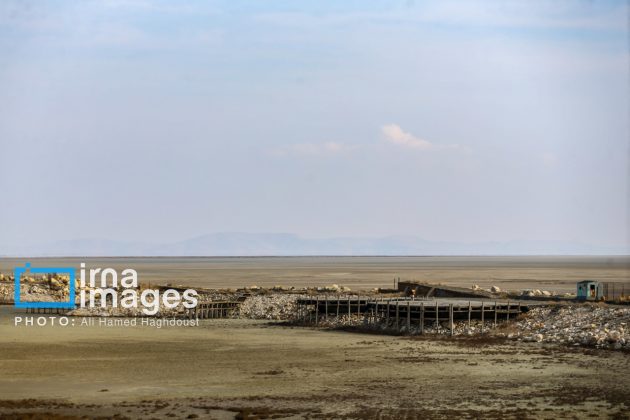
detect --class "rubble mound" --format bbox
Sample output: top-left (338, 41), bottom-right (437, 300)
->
top-left (238, 294), bottom-right (302, 320)
top-left (0, 282), bottom-right (68, 303)
top-left (504, 304), bottom-right (630, 350)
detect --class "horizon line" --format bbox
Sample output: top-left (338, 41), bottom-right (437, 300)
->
top-left (1, 254), bottom-right (629, 259)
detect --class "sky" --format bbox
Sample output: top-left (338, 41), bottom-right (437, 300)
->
top-left (0, 0), bottom-right (628, 252)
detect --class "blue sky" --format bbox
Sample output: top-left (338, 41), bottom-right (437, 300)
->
top-left (0, 0), bottom-right (628, 251)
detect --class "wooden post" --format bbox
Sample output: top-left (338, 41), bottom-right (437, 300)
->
top-left (506, 300), bottom-right (510, 321)
top-left (371, 299), bottom-right (376, 324)
top-left (407, 301), bottom-right (411, 332)
top-left (386, 301), bottom-right (390, 325)
top-left (336, 297), bottom-right (340, 317)
top-left (468, 301), bottom-right (472, 328)
top-left (315, 296), bottom-right (319, 325)
top-left (481, 301), bottom-right (486, 334)
top-left (494, 301), bottom-right (497, 327)
top-left (375, 301), bottom-right (379, 324)
top-left (348, 297), bottom-right (351, 317)
top-left (420, 302), bottom-right (424, 334)
top-left (357, 296), bottom-right (361, 316)
top-left (449, 304), bottom-right (454, 336)
top-left (395, 301), bottom-right (400, 332)
top-left (435, 301), bottom-right (439, 327)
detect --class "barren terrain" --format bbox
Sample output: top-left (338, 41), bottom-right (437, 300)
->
top-left (1, 257), bottom-right (629, 419)
top-left (0, 306), bottom-right (629, 419)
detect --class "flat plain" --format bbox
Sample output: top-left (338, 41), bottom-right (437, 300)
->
top-left (1, 256), bottom-right (629, 293)
top-left (0, 309), bottom-right (629, 419)
top-left (1, 256), bottom-right (629, 418)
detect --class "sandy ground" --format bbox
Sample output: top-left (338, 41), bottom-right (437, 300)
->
top-left (0, 307), bottom-right (629, 419)
top-left (1, 256), bottom-right (629, 293)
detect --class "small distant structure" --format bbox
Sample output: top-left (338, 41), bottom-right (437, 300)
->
top-left (576, 280), bottom-right (602, 301)
top-left (398, 281), bottom-right (493, 299)
top-left (577, 280), bottom-right (629, 302)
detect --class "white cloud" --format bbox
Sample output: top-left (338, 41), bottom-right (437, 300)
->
top-left (381, 124), bottom-right (462, 151)
top-left (272, 142), bottom-right (353, 157)
top-left (381, 124), bottom-right (433, 150)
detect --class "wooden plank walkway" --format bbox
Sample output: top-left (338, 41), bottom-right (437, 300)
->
top-left (186, 301), bottom-right (240, 319)
top-left (295, 296), bottom-right (547, 335)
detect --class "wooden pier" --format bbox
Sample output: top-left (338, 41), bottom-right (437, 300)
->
top-left (295, 296), bottom-right (539, 335)
top-left (186, 301), bottom-right (240, 319)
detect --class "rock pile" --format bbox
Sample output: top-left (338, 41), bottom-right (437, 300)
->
top-left (500, 304), bottom-right (630, 350)
top-left (520, 289), bottom-right (557, 297)
top-left (0, 282), bottom-right (13, 302)
top-left (369, 319), bottom-right (499, 336)
top-left (316, 284), bottom-right (352, 293)
top-left (237, 290), bottom-right (363, 320)
top-left (238, 294), bottom-right (302, 320)
top-left (0, 282), bottom-right (68, 303)
top-left (471, 284), bottom-right (508, 295)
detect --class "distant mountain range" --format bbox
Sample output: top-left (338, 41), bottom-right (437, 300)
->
top-left (1, 233), bottom-right (627, 257)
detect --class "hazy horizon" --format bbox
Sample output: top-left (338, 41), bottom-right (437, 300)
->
top-left (1, 1), bottom-right (629, 253)
top-left (1, 231), bottom-right (628, 257)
